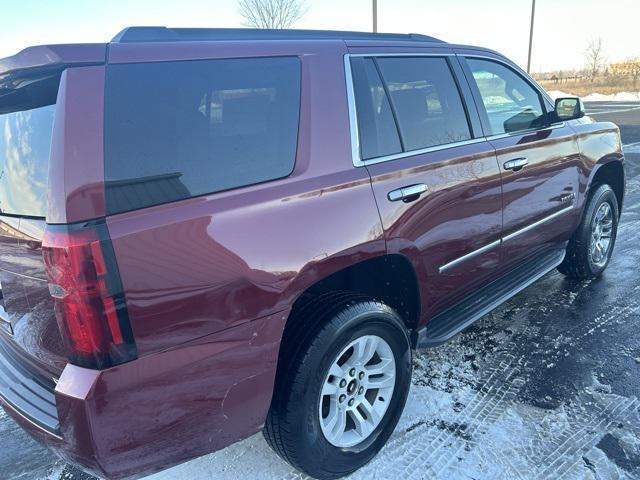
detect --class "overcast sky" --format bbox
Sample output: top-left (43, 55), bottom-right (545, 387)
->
top-left (1, 0), bottom-right (637, 72)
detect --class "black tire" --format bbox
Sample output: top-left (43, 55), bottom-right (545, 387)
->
top-left (558, 183), bottom-right (619, 280)
top-left (263, 292), bottom-right (412, 480)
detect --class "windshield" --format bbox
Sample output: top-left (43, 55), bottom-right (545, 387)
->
top-left (0, 104), bottom-right (55, 218)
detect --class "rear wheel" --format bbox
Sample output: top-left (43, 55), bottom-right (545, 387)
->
top-left (558, 184), bottom-right (619, 280)
top-left (264, 293), bottom-right (412, 479)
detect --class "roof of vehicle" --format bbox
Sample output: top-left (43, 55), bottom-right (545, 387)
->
top-left (111, 26), bottom-right (445, 44)
top-left (1, 28), bottom-right (515, 103)
top-left (0, 43), bottom-right (106, 113)
top-left (0, 43), bottom-right (106, 78)
top-left (0, 27), bottom-right (456, 79)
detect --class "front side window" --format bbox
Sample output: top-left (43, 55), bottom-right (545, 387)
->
top-left (466, 58), bottom-right (547, 135)
top-left (105, 57), bottom-right (301, 215)
top-left (376, 57), bottom-right (472, 152)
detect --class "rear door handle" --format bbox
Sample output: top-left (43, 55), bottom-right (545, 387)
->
top-left (503, 157), bottom-right (528, 171)
top-left (388, 183), bottom-right (428, 202)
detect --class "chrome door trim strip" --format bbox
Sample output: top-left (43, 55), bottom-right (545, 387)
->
top-left (438, 205), bottom-right (575, 273)
top-left (439, 240), bottom-right (501, 274)
top-left (502, 205), bottom-right (574, 242)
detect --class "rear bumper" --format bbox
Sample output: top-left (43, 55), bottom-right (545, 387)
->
top-left (0, 311), bottom-right (287, 479)
top-left (0, 339), bottom-right (60, 434)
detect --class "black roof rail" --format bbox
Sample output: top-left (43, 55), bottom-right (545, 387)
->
top-left (112, 26), bottom-right (444, 44)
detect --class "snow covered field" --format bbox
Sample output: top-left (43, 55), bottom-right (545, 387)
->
top-left (548, 90), bottom-right (640, 102)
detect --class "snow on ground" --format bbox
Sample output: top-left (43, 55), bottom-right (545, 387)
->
top-left (145, 289), bottom-right (640, 480)
top-left (547, 90), bottom-right (640, 102)
top-left (624, 142), bottom-right (640, 154)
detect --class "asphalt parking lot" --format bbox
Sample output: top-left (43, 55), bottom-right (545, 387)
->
top-left (1, 102), bottom-right (639, 480)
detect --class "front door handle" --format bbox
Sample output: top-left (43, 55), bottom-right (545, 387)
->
top-left (503, 157), bottom-right (528, 172)
top-left (388, 183), bottom-right (428, 202)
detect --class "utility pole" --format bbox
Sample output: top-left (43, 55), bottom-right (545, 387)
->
top-left (526, 0), bottom-right (536, 73)
top-left (373, 0), bottom-right (378, 33)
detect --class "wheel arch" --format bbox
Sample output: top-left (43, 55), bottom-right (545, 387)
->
top-left (288, 254), bottom-right (421, 333)
top-left (588, 156), bottom-right (625, 212)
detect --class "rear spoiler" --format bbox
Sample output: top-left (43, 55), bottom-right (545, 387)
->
top-left (0, 43), bottom-right (106, 113)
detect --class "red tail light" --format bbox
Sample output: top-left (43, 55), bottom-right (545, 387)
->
top-left (42, 221), bottom-right (137, 369)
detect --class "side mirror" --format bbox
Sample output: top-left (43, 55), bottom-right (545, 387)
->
top-left (554, 97), bottom-right (585, 121)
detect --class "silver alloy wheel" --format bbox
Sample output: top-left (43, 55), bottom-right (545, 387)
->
top-left (590, 201), bottom-right (614, 267)
top-left (318, 335), bottom-right (396, 448)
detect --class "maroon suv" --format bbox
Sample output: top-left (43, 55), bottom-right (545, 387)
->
top-left (0, 28), bottom-right (625, 479)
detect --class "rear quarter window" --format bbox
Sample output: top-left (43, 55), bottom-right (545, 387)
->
top-left (104, 56), bottom-right (301, 215)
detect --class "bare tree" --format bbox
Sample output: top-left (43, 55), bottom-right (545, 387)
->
top-left (584, 37), bottom-right (605, 83)
top-left (628, 57), bottom-right (640, 90)
top-left (238, 0), bottom-right (306, 29)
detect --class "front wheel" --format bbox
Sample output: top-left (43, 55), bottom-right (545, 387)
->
top-left (263, 294), bottom-right (412, 479)
top-left (558, 184), bottom-right (619, 280)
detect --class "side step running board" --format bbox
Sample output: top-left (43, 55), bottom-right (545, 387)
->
top-left (412, 248), bottom-right (565, 349)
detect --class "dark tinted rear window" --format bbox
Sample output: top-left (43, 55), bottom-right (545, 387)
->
top-left (104, 57), bottom-right (301, 214)
top-left (376, 57), bottom-right (471, 151)
top-left (350, 57), bottom-right (402, 160)
top-left (0, 105), bottom-right (55, 218)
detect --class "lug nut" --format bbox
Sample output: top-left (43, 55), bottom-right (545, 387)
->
top-left (339, 394), bottom-right (346, 403)
top-left (339, 379), bottom-right (347, 388)
top-left (359, 372), bottom-right (365, 380)
top-left (358, 386), bottom-right (364, 395)
top-left (349, 368), bottom-right (356, 377)
top-left (348, 398), bottom-right (355, 407)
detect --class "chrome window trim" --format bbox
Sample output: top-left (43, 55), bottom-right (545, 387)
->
top-left (484, 122), bottom-right (566, 142)
top-left (343, 55), bottom-right (363, 166)
top-left (344, 53), bottom-right (566, 168)
top-left (359, 137), bottom-right (488, 166)
top-left (438, 205), bottom-right (575, 273)
top-left (344, 53), bottom-right (479, 168)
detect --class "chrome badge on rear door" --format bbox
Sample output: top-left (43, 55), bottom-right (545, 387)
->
top-left (0, 279), bottom-right (13, 335)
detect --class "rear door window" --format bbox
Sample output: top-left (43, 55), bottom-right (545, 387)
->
top-left (350, 57), bottom-right (402, 160)
top-left (466, 58), bottom-right (547, 135)
top-left (0, 105), bottom-right (55, 218)
top-left (104, 57), bottom-right (301, 215)
top-left (376, 57), bottom-right (472, 152)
